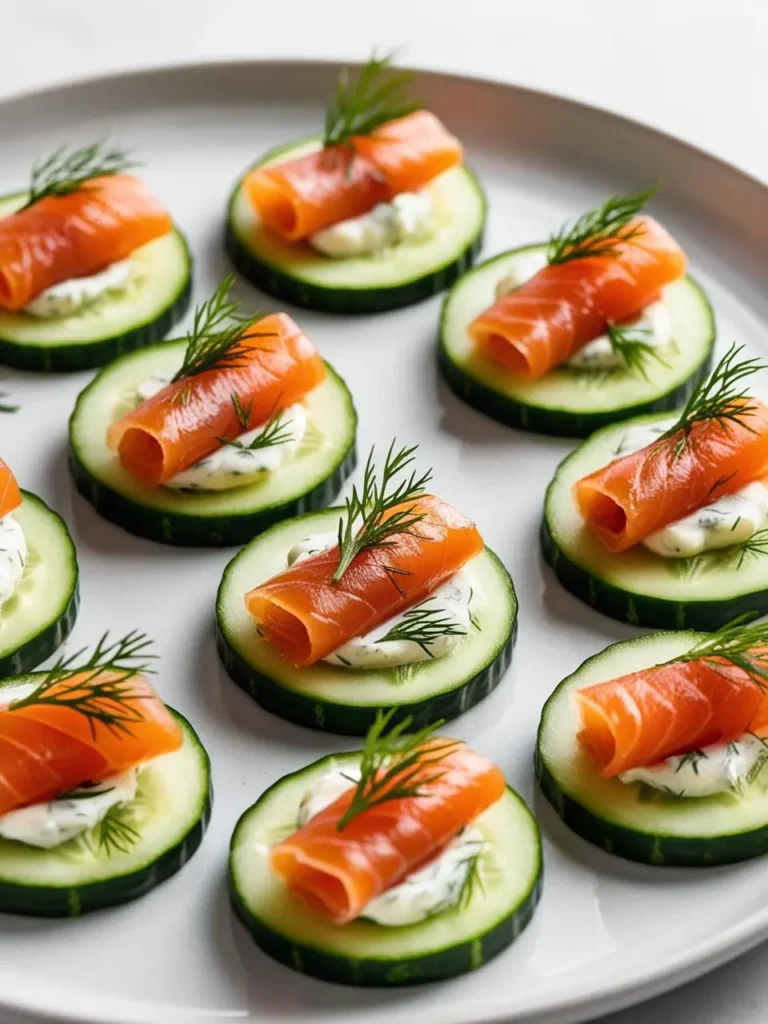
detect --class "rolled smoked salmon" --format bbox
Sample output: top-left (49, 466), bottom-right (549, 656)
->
top-left (577, 656), bottom-right (768, 778)
top-left (107, 313), bottom-right (326, 487)
top-left (245, 494), bottom-right (483, 667)
top-left (0, 672), bottom-right (182, 815)
top-left (0, 459), bottom-right (21, 519)
top-left (271, 741), bottom-right (504, 924)
top-left (245, 111), bottom-right (463, 243)
top-left (574, 401), bottom-right (768, 553)
top-left (0, 175), bottom-right (172, 312)
top-left (468, 217), bottom-right (686, 378)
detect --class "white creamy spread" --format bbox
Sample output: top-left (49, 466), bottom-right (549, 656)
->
top-left (134, 373), bottom-right (306, 491)
top-left (620, 734), bottom-right (768, 798)
top-left (0, 514), bottom-right (27, 607)
top-left (0, 769), bottom-right (138, 849)
top-left (612, 419), bottom-right (768, 557)
top-left (24, 260), bottom-right (136, 319)
top-left (297, 765), bottom-right (485, 925)
top-left (494, 250), bottom-right (672, 370)
top-left (285, 532), bottom-right (476, 668)
top-left (310, 191), bottom-right (435, 257)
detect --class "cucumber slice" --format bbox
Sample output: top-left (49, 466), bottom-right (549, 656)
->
top-left (68, 341), bottom-right (357, 547)
top-left (1, 491), bottom-right (79, 677)
top-left (0, 680), bottom-right (211, 916)
top-left (542, 410), bottom-right (768, 630)
top-left (439, 244), bottom-right (715, 437)
top-left (229, 751), bottom-right (541, 985)
top-left (226, 139), bottom-right (486, 314)
top-left (0, 192), bottom-right (191, 373)
top-left (536, 630), bottom-right (768, 866)
top-left (216, 507), bottom-right (517, 735)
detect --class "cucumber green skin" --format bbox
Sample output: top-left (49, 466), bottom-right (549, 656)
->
top-left (0, 491), bottom-right (80, 677)
top-left (226, 223), bottom-right (484, 315)
top-left (534, 744), bottom-right (768, 867)
top-left (68, 440), bottom-right (357, 549)
top-left (438, 269), bottom-right (716, 438)
top-left (217, 616), bottom-right (516, 737)
top-left (0, 244), bottom-right (192, 373)
top-left (0, 713), bottom-right (213, 917)
top-left (229, 769), bottom-right (542, 987)
top-left (539, 515), bottom-right (768, 632)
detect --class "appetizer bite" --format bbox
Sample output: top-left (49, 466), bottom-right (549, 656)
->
top-left (537, 621), bottom-right (768, 866)
top-left (0, 632), bottom-right (210, 915)
top-left (226, 53), bottom-right (485, 314)
top-left (440, 189), bottom-right (714, 436)
top-left (217, 442), bottom-right (517, 734)
top-left (0, 140), bottom-right (190, 372)
top-left (69, 278), bottom-right (356, 547)
top-left (542, 346), bottom-right (768, 629)
top-left (229, 713), bottom-right (541, 984)
top-left (0, 457), bottom-right (78, 676)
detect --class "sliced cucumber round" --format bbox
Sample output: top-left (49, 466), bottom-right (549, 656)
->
top-left (225, 139), bottom-right (486, 315)
top-left (216, 507), bottom-right (517, 735)
top-left (229, 751), bottom-right (541, 985)
top-left (536, 630), bottom-right (768, 866)
top-left (439, 244), bottom-right (715, 437)
top-left (0, 192), bottom-right (191, 373)
top-left (68, 341), bottom-right (357, 547)
top-left (1, 491), bottom-right (79, 677)
top-left (542, 410), bottom-right (768, 630)
top-left (0, 682), bottom-right (211, 916)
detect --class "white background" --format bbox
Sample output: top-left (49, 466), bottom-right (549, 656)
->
top-left (1, 1), bottom-right (766, 1021)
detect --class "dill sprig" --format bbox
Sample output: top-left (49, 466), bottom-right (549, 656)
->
top-left (171, 277), bottom-right (273, 383)
top-left (336, 710), bottom-right (460, 831)
top-left (0, 392), bottom-right (17, 413)
top-left (651, 344), bottom-right (766, 458)
top-left (668, 615), bottom-right (768, 689)
top-left (377, 601), bottom-right (466, 658)
top-left (96, 803), bottom-right (141, 857)
top-left (607, 323), bottom-right (668, 380)
top-left (21, 139), bottom-right (136, 211)
top-left (217, 394), bottom-right (294, 452)
top-left (735, 528), bottom-right (768, 569)
top-left (9, 630), bottom-right (157, 740)
top-left (333, 441), bottom-right (432, 583)
top-left (546, 186), bottom-right (657, 266)
top-left (674, 750), bottom-right (707, 775)
top-left (324, 51), bottom-right (421, 150)
top-left (458, 848), bottom-right (486, 910)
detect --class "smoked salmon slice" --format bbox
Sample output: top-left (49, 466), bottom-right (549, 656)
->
top-left (0, 175), bottom-right (172, 312)
top-left (574, 400), bottom-right (768, 553)
top-left (245, 494), bottom-right (483, 667)
top-left (107, 313), bottom-right (326, 487)
top-left (0, 672), bottom-right (182, 815)
top-left (0, 459), bottom-right (21, 519)
top-left (468, 217), bottom-right (686, 378)
top-left (271, 741), bottom-right (504, 924)
top-left (244, 111), bottom-right (463, 243)
top-left (577, 657), bottom-right (768, 777)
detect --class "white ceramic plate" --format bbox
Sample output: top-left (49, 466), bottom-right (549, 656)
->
top-left (2, 60), bottom-right (768, 1024)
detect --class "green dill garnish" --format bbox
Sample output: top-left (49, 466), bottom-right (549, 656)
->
top-left (667, 615), bottom-right (768, 688)
top-left (21, 139), bottom-right (136, 212)
top-left (9, 630), bottom-right (156, 739)
top-left (674, 749), bottom-right (707, 775)
top-left (377, 601), bottom-right (466, 658)
top-left (170, 276), bottom-right (273, 383)
top-left (324, 51), bottom-right (421, 150)
top-left (333, 441), bottom-right (432, 583)
top-left (0, 392), bottom-right (17, 413)
top-left (336, 710), bottom-right (460, 831)
top-left (217, 393), bottom-right (294, 453)
top-left (57, 783), bottom-right (116, 802)
top-left (546, 186), bottom-right (657, 266)
top-left (96, 803), bottom-right (141, 856)
top-left (606, 323), bottom-right (669, 380)
top-left (458, 847), bottom-right (486, 910)
top-left (734, 528), bottom-right (768, 569)
top-left (649, 344), bottom-right (766, 458)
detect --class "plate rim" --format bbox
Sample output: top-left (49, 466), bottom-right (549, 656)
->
top-left (1, 55), bottom-right (768, 1024)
